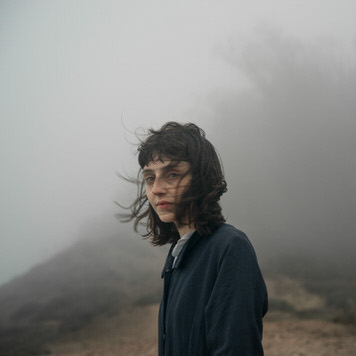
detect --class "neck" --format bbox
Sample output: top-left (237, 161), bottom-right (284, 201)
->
top-left (177, 223), bottom-right (195, 238)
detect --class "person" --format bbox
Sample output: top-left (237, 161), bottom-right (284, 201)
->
top-left (125, 122), bottom-right (268, 355)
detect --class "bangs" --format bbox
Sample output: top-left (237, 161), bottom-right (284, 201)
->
top-left (137, 122), bottom-right (204, 169)
top-left (138, 143), bottom-right (191, 169)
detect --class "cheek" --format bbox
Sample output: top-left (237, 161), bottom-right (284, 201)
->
top-left (177, 180), bottom-right (191, 196)
top-left (174, 188), bottom-right (186, 201)
top-left (146, 187), bottom-right (153, 202)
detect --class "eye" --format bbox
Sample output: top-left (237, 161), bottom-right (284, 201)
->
top-left (144, 176), bottom-right (155, 184)
top-left (168, 172), bottom-right (180, 179)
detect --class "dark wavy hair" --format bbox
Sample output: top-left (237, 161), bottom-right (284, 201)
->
top-left (123, 122), bottom-right (227, 245)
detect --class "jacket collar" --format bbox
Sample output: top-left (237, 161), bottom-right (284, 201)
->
top-left (161, 230), bottom-right (201, 278)
top-left (161, 244), bottom-right (175, 278)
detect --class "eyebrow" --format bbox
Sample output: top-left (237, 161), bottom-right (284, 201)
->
top-left (142, 162), bottom-right (185, 175)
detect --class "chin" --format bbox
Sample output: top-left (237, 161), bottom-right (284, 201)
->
top-left (157, 213), bottom-right (175, 224)
top-left (160, 218), bottom-right (175, 224)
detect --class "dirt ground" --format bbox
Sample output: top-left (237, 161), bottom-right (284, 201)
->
top-left (263, 318), bottom-right (356, 356)
top-left (50, 304), bottom-right (356, 356)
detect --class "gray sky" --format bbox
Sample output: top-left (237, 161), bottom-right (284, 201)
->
top-left (1, 0), bottom-right (356, 285)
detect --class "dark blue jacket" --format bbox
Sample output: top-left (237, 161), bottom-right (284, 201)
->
top-left (158, 224), bottom-right (268, 355)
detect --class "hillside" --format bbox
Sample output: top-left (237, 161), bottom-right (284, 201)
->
top-left (46, 277), bottom-right (356, 355)
top-left (0, 230), bottom-right (167, 356)
top-left (0, 224), bottom-right (355, 355)
top-left (47, 304), bottom-right (356, 356)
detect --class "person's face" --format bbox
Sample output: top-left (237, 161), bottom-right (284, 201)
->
top-left (143, 157), bottom-right (192, 226)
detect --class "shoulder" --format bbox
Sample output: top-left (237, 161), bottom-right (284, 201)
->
top-left (204, 223), bottom-right (258, 262)
top-left (212, 223), bottom-right (246, 237)
top-left (209, 223), bottom-right (251, 247)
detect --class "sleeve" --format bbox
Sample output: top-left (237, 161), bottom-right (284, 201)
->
top-left (204, 233), bottom-right (268, 355)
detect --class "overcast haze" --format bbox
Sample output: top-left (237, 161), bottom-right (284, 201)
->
top-left (208, 30), bottom-right (356, 265)
top-left (1, 1), bottom-right (356, 285)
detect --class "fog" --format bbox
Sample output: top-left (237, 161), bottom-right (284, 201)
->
top-left (206, 30), bottom-right (356, 269)
top-left (1, 1), bottom-right (356, 285)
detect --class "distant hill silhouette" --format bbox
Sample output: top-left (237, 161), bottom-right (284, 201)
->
top-left (0, 225), bottom-right (167, 356)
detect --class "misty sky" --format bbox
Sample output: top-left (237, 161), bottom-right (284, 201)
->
top-left (1, 1), bottom-right (356, 285)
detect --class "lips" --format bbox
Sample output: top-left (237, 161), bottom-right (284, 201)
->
top-left (157, 201), bottom-right (173, 209)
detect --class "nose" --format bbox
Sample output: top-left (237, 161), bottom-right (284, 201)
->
top-left (151, 178), bottom-right (166, 195)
